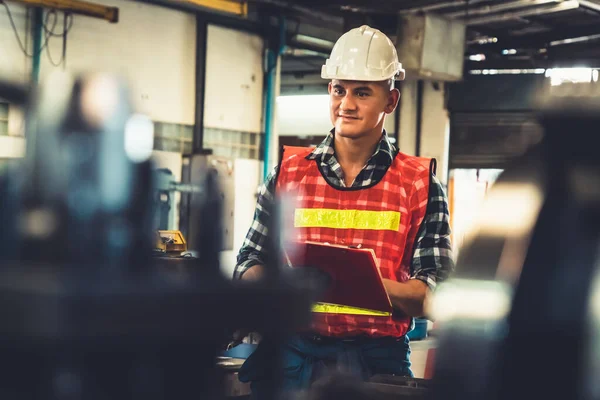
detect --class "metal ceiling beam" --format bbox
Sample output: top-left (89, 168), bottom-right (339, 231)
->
top-left (468, 24), bottom-right (600, 51)
top-left (279, 0), bottom-right (465, 13)
top-left (444, 0), bottom-right (560, 18)
top-left (463, 0), bottom-right (580, 26)
top-left (136, 0), bottom-right (263, 33)
top-left (466, 56), bottom-right (600, 69)
top-left (398, 0), bottom-right (488, 13)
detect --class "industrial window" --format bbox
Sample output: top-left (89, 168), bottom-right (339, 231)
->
top-left (152, 122), bottom-right (261, 160)
top-left (203, 128), bottom-right (260, 160)
top-left (153, 122), bottom-right (193, 154)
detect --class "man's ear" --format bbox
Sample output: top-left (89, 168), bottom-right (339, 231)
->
top-left (385, 88), bottom-right (400, 114)
top-left (328, 81), bottom-right (333, 94)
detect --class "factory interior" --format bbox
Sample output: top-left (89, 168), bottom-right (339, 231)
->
top-left (1, 0), bottom-right (600, 399)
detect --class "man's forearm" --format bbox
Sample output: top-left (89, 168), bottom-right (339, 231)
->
top-left (382, 279), bottom-right (430, 317)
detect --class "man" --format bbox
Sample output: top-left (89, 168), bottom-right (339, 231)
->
top-left (233, 25), bottom-right (454, 396)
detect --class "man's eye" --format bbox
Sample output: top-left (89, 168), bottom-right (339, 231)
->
top-left (334, 89), bottom-right (344, 95)
top-left (357, 92), bottom-right (369, 97)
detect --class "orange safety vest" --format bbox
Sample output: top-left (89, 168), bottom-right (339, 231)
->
top-left (276, 145), bottom-right (434, 338)
top-left (280, 145), bottom-right (436, 173)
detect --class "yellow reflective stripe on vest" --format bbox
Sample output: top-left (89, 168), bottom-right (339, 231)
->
top-left (294, 209), bottom-right (400, 231)
top-left (312, 302), bottom-right (392, 317)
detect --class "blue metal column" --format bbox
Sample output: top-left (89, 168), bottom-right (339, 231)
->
top-left (262, 17), bottom-right (286, 180)
top-left (31, 8), bottom-right (44, 83)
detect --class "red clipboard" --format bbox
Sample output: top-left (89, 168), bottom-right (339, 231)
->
top-left (287, 241), bottom-right (393, 314)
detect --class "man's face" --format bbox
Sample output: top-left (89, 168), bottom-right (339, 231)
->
top-left (328, 79), bottom-right (399, 140)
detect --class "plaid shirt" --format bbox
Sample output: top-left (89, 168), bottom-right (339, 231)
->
top-left (234, 132), bottom-right (454, 290)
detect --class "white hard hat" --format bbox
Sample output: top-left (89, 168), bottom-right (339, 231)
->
top-left (321, 25), bottom-right (405, 82)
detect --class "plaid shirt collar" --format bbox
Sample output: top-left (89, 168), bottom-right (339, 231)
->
top-left (306, 129), bottom-right (397, 168)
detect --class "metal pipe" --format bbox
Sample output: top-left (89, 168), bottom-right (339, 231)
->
top-left (464, 0), bottom-right (579, 26)
top-left (262, 53), bottom-right (276, 180)
top-left (445, 0), bottom-right (559, 18)
top-left (293, 34), bottom-right (334, 50)
top-left (283, 47), bottom-right (329, 58)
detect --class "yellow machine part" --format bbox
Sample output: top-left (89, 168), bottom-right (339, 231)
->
top-left (155, 230), bottom-right (187, 254)
top-left (182, 0), bottom-right (247, 16)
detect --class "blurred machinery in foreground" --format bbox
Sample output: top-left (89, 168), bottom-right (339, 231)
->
top-left (429, 81), bottom-right (600, 400)
top-left (0, 72), bottom-right (312, 400)
top-left (6, 69), bottom-right (600, 400)
top-left (153, 168), bottom-right (198, 232)
top-left (153, 155), bottom-right (236, 253)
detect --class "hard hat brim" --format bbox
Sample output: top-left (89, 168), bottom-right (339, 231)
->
top-left (321, 65), bottom-right (406, 82)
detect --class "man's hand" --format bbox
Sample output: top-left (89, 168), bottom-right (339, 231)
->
top-left (381, 278), bottom-right (430, 318)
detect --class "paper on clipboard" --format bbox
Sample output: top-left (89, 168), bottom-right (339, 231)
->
top-left (287, 241), bottom-right (393, 315)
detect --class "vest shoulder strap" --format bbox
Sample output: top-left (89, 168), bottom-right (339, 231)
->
top-left (280, 145), bottom-right (315, 163)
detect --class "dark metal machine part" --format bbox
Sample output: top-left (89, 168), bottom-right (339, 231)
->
top-left (429, 83), bottom-right (600, 400)
top-left (0, 75), bottom-right (312, 400)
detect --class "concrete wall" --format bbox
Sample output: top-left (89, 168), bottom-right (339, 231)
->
top-left (204, 24), bottom-right (264, 133)
top-left (0, 2), bottom-right (29, 83)
top-left (38, 0), bottom-right (197, 125)
top-left (398, 80), bottom-right (418, 155)
top-left (0, 135), bottom-right (25, 158)
top-left (1, 0), bottom-right (197, 151)
top-left (420, 81), bottom-right (450, 184)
